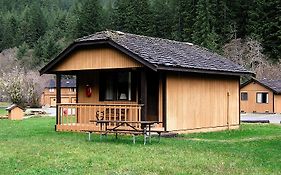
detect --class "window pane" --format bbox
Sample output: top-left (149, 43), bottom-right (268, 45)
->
top-left (117, 72), bottom-right (129, 100)
top-left (99, 71), bottom-right (135, 101)
top-left (241, 92), bottom-right (248, 101)
top-left (262, 93), bottom-right (268, 103)
top-left (257, 93), bottom-right (262, 103)
top-left (105, 77), bottom-right (114, 100)
top-left (256, 93), bottom-right (268, 103)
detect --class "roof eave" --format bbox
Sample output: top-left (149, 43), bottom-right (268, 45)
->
top-left (240, 77), bottom-right (278, 93)
top-left (157, 66), bottom-right (254, 77)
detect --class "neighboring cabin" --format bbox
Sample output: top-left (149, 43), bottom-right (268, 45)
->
top-left (240, 78), bottom-right (281, 113)
top-left (41, 79), bottom-right (76, 107)
top-left (40, 30), bottom-right (252, 133)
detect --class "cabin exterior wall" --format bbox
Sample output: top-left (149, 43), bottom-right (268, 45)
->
top-left (166, 73), bottom-right (240, 133)
top-left (41, 88), bottom-right (76, 107)
top-left (240, 82), bottom-right (273, 113)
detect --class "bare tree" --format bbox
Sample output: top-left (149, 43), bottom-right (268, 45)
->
top-left (223, 38), bottom-right (281, 80)
top-left (0, 47), bottom-right (53, 107)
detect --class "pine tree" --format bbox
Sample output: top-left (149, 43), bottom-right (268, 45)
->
top-left (18, 4), bottom-right (46, 47)
top-left (246, 0), bottom-right (265, 40)
top-left (33, 31), bottom-right (61, 67)
top-left (261, 0), bottom-right (281, 61)
top-left (172, 0), bottom-right (196, 42)
top-left (100, 0), bottom-right (114, 30)
top-left (112, 0), bottom-right (130, 31)
top-left (113, 0), bottom-right (152, 35)
top-left (192, 0), bottom-right (219, 51)
top-left (151, 0), bottom-right (174, 39)
top-left (74, 0), bottom-right (102, 38)
top-left (2, 14), bottom-right (18, 49)
top-left (213, 0), bottom-right (235, 44)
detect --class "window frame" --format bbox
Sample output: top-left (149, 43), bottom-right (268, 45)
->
top-left (241, 92), bottom-right (248, 101)
top-left (99, 71), bottom-right (136, 102)
top-left (256, 92), bottom-right (269, 104)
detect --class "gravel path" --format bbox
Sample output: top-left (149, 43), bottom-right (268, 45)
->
top-left (241, 113), bottom-right (281, 124)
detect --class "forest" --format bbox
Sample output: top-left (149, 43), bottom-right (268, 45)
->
top-left (0, 0), bottom-right (280, 106)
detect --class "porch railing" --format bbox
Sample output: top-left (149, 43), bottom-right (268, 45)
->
top-left (57, 103), bottom-right (143, 131)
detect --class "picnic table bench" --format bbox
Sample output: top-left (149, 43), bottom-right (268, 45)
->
top-left (82, 120), bottom-right (165, 144)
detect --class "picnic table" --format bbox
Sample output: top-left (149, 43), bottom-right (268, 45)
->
top-left (83, 120), bottom-right (163, 144)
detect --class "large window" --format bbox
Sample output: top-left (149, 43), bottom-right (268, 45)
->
top-left (100, 71), bottom-right (136, 101)
top-left (256, 92), bottom-right (268, 103)
top-left (241, 92), bottom-right (248, 101)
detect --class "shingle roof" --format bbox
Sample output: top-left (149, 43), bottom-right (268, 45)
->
top-left (6, 104), bottom-right (24, 111)
top-left (40, 30), bottom-right (253, 76)
top-left (46, 79), bottom-right (76, 88)
top-left (241, 78), bottom-right (281, 94)
top-left (259, 79), bottom-right (281, 94)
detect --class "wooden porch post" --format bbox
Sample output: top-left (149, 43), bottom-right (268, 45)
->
top-left (56, 74), bottom-right (61, 131)
top-left (140, 70), bottom-right (147, 122)
top-left (161, 72), bottom-right (167, 131)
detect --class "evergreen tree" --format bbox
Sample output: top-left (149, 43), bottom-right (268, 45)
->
top-left (172, 0), bottom-right (196, 42)
top-left (18, 4), bottom-right (46, 47)
top-left (100, 0), bottom-right (115, 30)
top-left (213, 0), bottom-right (235, 44)
top-left (246, 0), bottom-right (265, 40)
top-left (261, 0), bottom-right (281, 61)
top-left (192, 0), bottom-right (219, 51)
top-left (2, 14), bottom-right (18, 49)
top-left (73, 0), bottom-right (102, 38)
top-left (113, 0), bottom-right (152, 35)
top-left (151, 0), bottom-right (174, 39)
top-left (33, 31), bottom-right (61, 67)
top-left (112, 0), bottom-right (130, 31)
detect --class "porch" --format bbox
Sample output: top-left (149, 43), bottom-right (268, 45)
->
top-left (56, 103), bottom-right (143, 131)
top-left (55, 68), bottom-right (165, 132)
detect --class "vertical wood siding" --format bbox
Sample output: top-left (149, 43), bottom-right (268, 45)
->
top-left (274, 95), bottom-right (281, 113)
top-left (41, 88), bottom-right (76, 106)
top-left (166, 73), bottom-right (239, 131)
top-left (53, 47), bottom-right (142, 71)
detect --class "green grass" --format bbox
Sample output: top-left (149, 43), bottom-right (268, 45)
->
top-left (0, 107), bottom-right (7, 115)
top-left (0, 118), bottom-right (280, 175)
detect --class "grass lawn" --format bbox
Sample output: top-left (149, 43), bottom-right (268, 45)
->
top-left (0, 107), bottom-right (7, 115)
top-left (0, 102), bottom-right (9, 115)
top-left (0, 117), bottom-right (280, 175)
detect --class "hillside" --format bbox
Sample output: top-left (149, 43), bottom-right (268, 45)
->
top-left (0, 0), bottom-right (280, 78)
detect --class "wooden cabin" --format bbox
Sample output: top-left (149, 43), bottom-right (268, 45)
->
top-left (240, 78), bottom-right (281, 113)
top-left (6, 104), bottom-right (24, 120)
top-left (40, 30), bottom-right (252, 133)
top-left (41, 79), bottom-right (76, 107)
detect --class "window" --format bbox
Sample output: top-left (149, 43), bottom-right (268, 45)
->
top-left (49, 88), bottom-right (55, 92)
top-left (100, 71), bottom-right (136, 101)
top-left (241, 92), bottom-right (248, 101)
top-left (256, 92), bottom-right (268, 103)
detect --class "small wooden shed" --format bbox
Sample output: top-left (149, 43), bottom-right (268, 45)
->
top-left (6, 104), bottom-right (24, 120)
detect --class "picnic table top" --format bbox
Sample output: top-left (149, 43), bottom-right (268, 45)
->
top-left (90, 120), bottom-right (162, 124)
